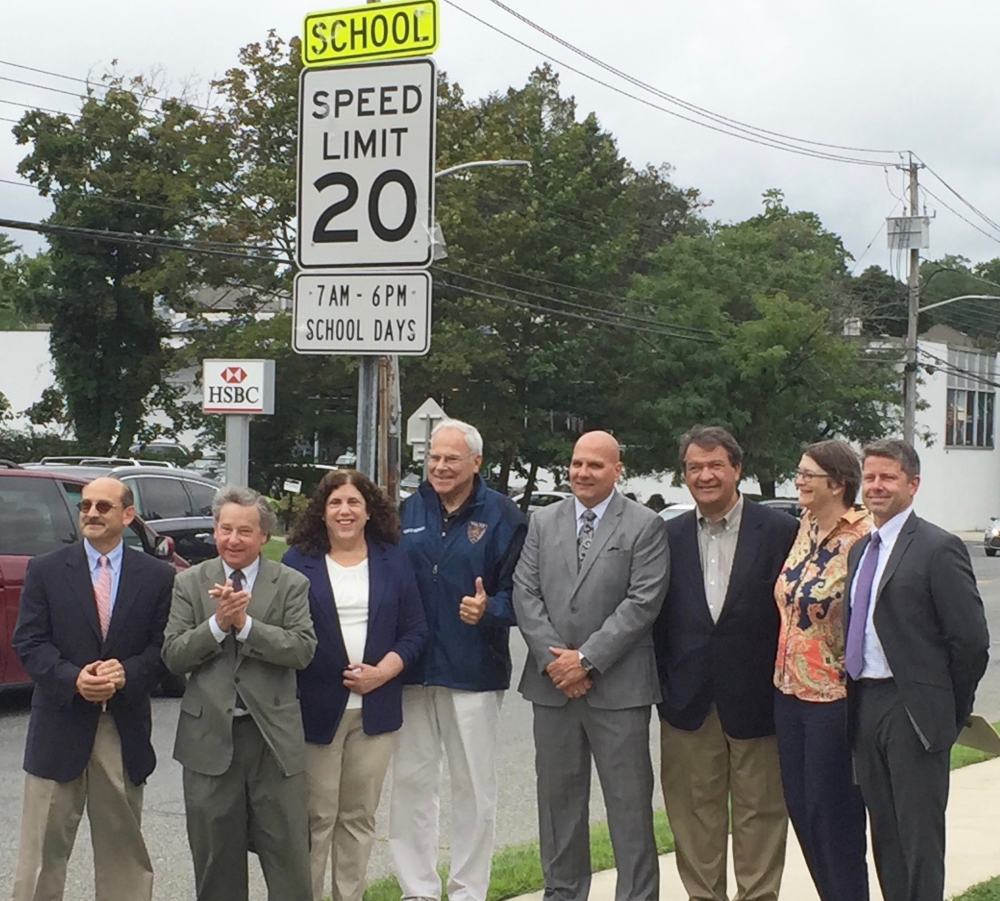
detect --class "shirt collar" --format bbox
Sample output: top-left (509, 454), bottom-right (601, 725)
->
top-left (575, 490), bottom-right (616, 523)
top-left (699, 493), bottom-right (744, 530)
top-left (223, 555), bottom-right (261, 584)
top-left (872, 506), bottom-right (913, 548)
top-left (83, 538), bottom-right (124, 569)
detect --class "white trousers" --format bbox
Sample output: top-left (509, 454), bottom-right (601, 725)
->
top-left (388, 685), bottom-right (504, 901)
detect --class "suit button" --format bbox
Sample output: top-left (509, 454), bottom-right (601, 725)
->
top-left (235, 676), bottom-right (241, 684)
top-left (570, 606), bottom-right (578, 613)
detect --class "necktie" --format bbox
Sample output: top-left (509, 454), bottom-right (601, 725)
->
top-left (94, 555), bottom-right (112, 638)
top-left (229, 568), bottom-right (247, 712)
top-left (577, 509), bottom-right (597, 568)
top-left (844, 531), bottom-right (881, 680)
top-left (230, 569), bottom-right (244, 592)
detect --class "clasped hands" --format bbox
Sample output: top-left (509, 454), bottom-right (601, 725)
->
top-left (76, 658), bottom-right (126, 703)
top-left (546, 646), bottom-right (593, 699)
top-left (209, 578), bottom-right (250, 632)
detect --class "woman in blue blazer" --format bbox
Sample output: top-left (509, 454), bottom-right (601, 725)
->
top-left (283, 470), bottom-right (428, 901)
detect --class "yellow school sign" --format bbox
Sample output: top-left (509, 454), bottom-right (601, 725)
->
top-left (302, 0), bottom-right (439, 67)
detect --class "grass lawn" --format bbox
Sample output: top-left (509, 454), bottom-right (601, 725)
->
top-left (362, 810), bottom-right (674, 901)
top-left (262, 536), bottom-right (288, 562)
top-left (956, 875), bottom-right (1000, 900)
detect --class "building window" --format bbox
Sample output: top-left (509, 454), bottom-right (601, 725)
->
top-left (945, 349), bottom-right (996, 448)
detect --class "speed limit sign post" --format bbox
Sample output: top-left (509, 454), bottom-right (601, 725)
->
top-left (297, 58), bottom-right (436, 269)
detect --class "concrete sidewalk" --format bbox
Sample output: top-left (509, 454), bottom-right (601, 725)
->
top-left (510, 756), bottom-right (1000, 901)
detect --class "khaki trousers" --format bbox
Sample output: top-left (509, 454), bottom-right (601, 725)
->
top-left (305, 709), bottom-right (394, 901)
top-left (12, 713), bottom-right (152, 901)
top-left (660, 707), bottom-right (788, 901)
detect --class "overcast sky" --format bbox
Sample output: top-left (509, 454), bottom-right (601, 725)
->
top-left (4, 0), bottom-right (1000, 273)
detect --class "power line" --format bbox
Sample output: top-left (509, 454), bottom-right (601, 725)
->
top-left (486, 0), bottom-right (902, 158)
top-left (921, 184), bottom-right (1000, 247)
top-left (0, 75), bottom-right (88, 100)
top-left (441, 0), bottom-right (891, 168)
top-left (434, 274), bottom-right (719, 343)
top-left (916, 156), bottom-right (1000, 237)
top-left (433, 266), bottom-right (718, 338)
top-left (0, 97), bottom-right (78, 119)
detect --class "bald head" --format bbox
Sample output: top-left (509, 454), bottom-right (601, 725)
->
top-left (569, 430), bottom-right (623, 507)
top-left (79, 476), bottom-right (136, 552)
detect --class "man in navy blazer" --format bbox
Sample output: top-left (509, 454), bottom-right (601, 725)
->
top-left (11, 476), bottom-right (174, 901)
top-left (653, 427), bottom-right (797, 901)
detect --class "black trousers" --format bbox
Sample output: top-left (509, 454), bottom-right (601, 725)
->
top-left (852, 679), bottom-right (950, 901)
top-left (774, 691), bottom-right (869, 901)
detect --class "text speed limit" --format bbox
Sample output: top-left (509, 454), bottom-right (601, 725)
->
top-left (297, 58), bottom-right (436, 269)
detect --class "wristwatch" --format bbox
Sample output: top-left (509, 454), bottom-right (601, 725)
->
top-left (578, 651), bottom-right (594, 673)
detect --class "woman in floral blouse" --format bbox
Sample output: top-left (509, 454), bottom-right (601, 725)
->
top-left (773, 440), bottom-right (872, 901)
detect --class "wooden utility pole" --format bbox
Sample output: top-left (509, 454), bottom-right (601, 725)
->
top-left (903, 154), bottom-right (922, 445)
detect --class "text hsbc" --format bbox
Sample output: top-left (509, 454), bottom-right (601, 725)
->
top-left (208, 386), bottom-right (261, 405)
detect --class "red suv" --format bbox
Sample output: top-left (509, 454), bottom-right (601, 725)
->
top-left (0, 463), bottom-right (188, 688)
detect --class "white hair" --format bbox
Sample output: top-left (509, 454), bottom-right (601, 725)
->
top-left (431, 419), bottom-right (483, 456)
top-left (212, 484), bottom-right (278, 537)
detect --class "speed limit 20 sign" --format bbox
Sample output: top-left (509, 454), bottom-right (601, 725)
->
top-left (297, 58), bottom-right (435, 269)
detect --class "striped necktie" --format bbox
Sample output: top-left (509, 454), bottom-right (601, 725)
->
top-left (94, 555), bottom-right (112, 638)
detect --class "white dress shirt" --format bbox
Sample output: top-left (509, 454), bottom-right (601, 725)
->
top-left (208, 555), bottom-right (260, 643)
top-left (573, 490), bottom-right (616, 536)
top-left (850, 506), bottom-right (913, 679)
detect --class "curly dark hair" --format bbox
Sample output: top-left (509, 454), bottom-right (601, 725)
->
top-left (287, 470), bottom-right (400, 556)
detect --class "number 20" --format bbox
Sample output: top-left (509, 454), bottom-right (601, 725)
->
top-left (312, 170), bottom-right (417, 244)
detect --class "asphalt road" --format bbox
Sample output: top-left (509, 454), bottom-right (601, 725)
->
top-left (2, 543), bottom-right (1000, 900)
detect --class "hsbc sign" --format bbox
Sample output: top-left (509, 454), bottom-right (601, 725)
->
top-left (202, 359), bottom-right (276, 414)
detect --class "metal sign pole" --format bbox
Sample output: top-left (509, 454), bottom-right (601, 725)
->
top-left (225, 414), bottom-right (251, 487)
top-left (356, 356), bottom-right (378, 480)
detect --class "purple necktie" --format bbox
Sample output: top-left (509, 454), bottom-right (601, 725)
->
top-left (844, 531), bottom-right (881, 680)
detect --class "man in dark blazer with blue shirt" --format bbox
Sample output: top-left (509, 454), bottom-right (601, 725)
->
top-left (11, 476), bottom-right (174, 901)
top-left (845, 440), bottom-right (988, 901)
top-left (653, 426), bottom-right (797, 901)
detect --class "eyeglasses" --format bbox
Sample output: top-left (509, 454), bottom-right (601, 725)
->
top-left (794, 469), bottom-right (829, 482)
top-left (77, 500), bottom-right (120, 514)
top-left (428, 454), bottom-right (469, 466)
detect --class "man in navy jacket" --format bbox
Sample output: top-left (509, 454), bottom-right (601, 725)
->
top-left (389, 419), bottom-right (527, 901)
top-left (11, 477), bottom-right (174, 901)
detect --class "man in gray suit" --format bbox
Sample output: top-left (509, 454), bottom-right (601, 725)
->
top-left (513, 430), bottom-right (670, 901)
top-left (162, 485), bottom-right (317, 901)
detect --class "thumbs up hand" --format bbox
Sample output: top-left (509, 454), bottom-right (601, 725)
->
top-left (459, 577), bottom-right (488, 625)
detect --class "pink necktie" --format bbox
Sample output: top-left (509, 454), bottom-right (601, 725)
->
top-left (94, 555), bottom-right (112, 638)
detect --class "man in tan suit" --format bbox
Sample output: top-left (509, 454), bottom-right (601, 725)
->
top-left (162, 485), bottom-right (317, 901)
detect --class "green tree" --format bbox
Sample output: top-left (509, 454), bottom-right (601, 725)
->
top-left (13, 75), bottom-right (229, 453)
top-left (624, 198), bottom-right (900, 493)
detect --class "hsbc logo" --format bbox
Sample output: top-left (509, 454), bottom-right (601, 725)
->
top-left (202, 359), bottom-right (275, 415)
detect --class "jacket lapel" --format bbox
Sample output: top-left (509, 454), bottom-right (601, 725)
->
top-left (246, 555), bottom-right (279, 623)
top-left (717, 502), bottom-right (763, 622)
top-left (572, 492), bottom-right (625, 598)
top-left (875, 511), bottom-right (917, 601)
top-left (843, 534), bottom-right (870, 634)
top-left (68, 542), bottom-right (103, 642)
top-left (678, 512), bottom-right (714, 627)
top-left (103, 547), bottom-right (140, 650)
top-left (366, 539), bottom-right (387, 626)
top-left (558, 499), bottom-right (579, 580)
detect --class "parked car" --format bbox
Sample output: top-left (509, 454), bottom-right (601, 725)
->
top-left (758, 497), bottom-right (804, 519)
top-left (658, 502), bottom-right (696, 522)
top-left (22, 460), bottom-right (221, 563)
top-left (984, 517), bottom-right (1000, 557)
top-left (511, 490), bottom-right (573, 514)
top-left (0, 464), bottom-right (188, 693)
